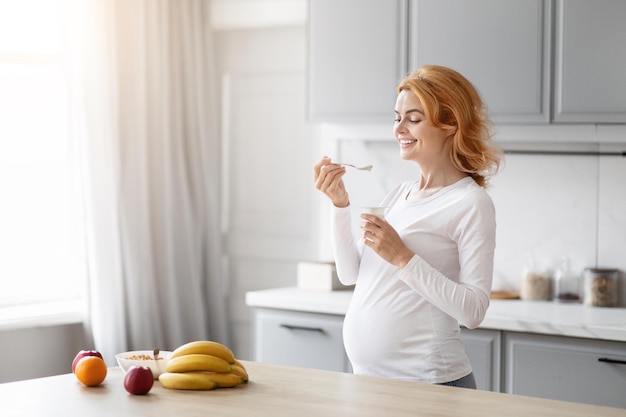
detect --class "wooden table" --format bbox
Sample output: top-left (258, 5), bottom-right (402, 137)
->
top-left (1, 361), bottom-right (623, 416)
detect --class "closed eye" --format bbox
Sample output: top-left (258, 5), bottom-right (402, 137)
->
top-left (395, 108), bottom-right (424, 124)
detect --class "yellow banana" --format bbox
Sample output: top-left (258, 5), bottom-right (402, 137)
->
top-left (231, 364), bottom-right (248, 382)
top-left (170, 340), bottom-right (235, 364)
top-left (158, 372), bottom-right (217, 390)
top-left (203, 372), bottom-right (245, 388)
top-left (166, 354), bottom-right (232, 374)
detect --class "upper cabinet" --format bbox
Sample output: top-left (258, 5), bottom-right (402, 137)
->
top-left (307, 0), bottom-right (406, 124)
top-left (553, 0), bottom-right (626, 123)
top-left (408, 0), bottom-right (550, 124)
top-left (307, 0), bottom-right (626, 125)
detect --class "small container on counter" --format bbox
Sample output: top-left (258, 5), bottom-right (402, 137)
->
top-left (520, 255), bottom-right (551, 301)
top-left (552, 257), bottom-right (581, 303)
top-left (583, 267), bottom-right (619, 307)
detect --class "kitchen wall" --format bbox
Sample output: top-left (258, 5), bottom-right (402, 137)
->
top-left (0, 322), bottom-right (90, 383)
top-left (316, 130), bottom-right (626, 305)
top-left (214, 1), bottom-right (626, 362)
top-left (212, 0), bottom-right (315, 360)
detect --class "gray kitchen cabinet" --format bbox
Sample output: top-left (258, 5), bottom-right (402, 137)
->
top-left (251, 308), bottom-right (351, 372)
top-left (247, 288), bottom-right (626, 407)
top-left (308, 0), bottom-right (626, 125)
top-left (307, 0), bottom-right (406, 123)
top-left (308, 0), bottom-right (550, 124)
top-left (250, 305), bottom-right (500, 390)
top-left (461, 328), bottom-right (502, 392)
top-left (553, 0), bottom-right (626, 123)
top-left (408, 0), bottom-right (551, 124)
top-left (504, 332), bottom-right (626, 408)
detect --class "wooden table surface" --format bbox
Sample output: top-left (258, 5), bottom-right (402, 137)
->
top-left (1, 361), bottom-right (623, 416)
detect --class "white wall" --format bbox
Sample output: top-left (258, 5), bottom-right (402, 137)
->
top-left (212, 6), bottom-right (317, 359)
top-left (319, 135), bottom-right (626, 306)
top-left (0, 323), bottom-right (91, 383)
top-left (213, 4), bottom-right (626, 366)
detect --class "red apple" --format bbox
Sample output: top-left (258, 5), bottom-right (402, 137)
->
top-left (124, 366), bottom-right (154, 395)
top-left (72, 350), bottom-right (103, 374)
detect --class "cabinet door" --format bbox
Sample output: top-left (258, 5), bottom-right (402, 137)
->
top-left (252, 308), bottom-right (351, 372)
top-left (408, 0), bottom-right (551, 124)
top-left (553, 0), bottom-right (626, 123)
top-left (461, 328), bottom-right (501, 392)
top-left (504, 332), bottom-right (626, 408)
top-left (308, 0), bottom-right (407, 123)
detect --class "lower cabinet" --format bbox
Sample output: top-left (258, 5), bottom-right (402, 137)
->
top-left (251, 308), bottom-right (351, 373)
top-left (250, 307), bottom-right (626, 408)
top-left (504, 332), bottom-right (626, 409)
top-left (460, 328), bottom-right (501, 392)
top-left (250, 307), bottom-right (500, 385)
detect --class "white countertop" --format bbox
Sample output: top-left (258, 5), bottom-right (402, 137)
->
top-left (245, 287), bottom-right (626, 342)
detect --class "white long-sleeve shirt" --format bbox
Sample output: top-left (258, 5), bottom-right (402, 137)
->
top-left (332, 176), bottom-right (496, 383)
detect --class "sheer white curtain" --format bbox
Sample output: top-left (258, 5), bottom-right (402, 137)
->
top-left (70, 0), bottom-right (227, 362)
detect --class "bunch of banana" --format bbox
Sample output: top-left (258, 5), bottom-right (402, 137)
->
top-left (158, 340), bottom-right (248, 391)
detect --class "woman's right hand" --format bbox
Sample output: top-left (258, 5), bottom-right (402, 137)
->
top-left (313, 156), bottom-right (350, 208)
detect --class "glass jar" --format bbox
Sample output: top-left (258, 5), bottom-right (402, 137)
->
top-left (520, 256), bottom-right (550, 301)
top-left (521, 272), bottom-right (550, 300)
top-left (552, 257), bottom-right (581, 303)
top-left (583, 268), bottom-right (619, 307)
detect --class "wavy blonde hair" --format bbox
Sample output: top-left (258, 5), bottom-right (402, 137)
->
top-left (397, 65), bottom-right (502, 188)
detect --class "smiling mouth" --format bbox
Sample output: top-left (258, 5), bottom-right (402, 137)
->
top-left (399, 139), bottom-right (417, 146)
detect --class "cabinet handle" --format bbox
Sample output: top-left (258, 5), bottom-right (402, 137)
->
top-left (280, 324), bottom-right (325, 333)
top-left (598, 357), bottom-right (626, 365)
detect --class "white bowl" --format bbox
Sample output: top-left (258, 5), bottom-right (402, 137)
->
top-left (115, 350), bottom-right (172, 379)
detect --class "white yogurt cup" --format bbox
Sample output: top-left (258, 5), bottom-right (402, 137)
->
top-left (362, 206), bottom-right (386, 220)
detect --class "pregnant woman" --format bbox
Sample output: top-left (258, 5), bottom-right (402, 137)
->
top-left (313, 65), bottom-right (502, 388)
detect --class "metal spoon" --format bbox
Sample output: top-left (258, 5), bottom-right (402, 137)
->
top-left (153, 347), bottom-right (160, 361)
top-left (338, 163), bottom-right (373, 172)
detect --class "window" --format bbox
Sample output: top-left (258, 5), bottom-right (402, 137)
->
top-left (0, 0), bottom-right (83, 314)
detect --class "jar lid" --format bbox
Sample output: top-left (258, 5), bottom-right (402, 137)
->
top-left (584, 267), bottom-right (619, 273)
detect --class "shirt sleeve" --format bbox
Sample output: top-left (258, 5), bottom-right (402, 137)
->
top-left (330, 205), bottom-right (363, 286)
top-left (396, 192), bottom-right (496, 329)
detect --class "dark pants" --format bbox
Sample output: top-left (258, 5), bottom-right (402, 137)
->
top-left (438, 372), bottom-right (477, 389)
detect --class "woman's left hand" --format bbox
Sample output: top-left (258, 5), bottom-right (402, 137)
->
top-left (360, 214), bottom-right (414, 269)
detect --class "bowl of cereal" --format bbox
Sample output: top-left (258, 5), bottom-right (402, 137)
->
top-left (115, 349), bottom-right (172, 379)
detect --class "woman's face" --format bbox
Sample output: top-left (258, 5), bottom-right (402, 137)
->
top-left (393, 89), bottom-right (454, 163)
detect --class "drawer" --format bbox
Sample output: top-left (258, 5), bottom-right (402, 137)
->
top-left (252, 308), bottom-right (350, 372)
top-left (504, 332), bottom-right (626, 408)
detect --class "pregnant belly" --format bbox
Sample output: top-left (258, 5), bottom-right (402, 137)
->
top-left (342, 301), bottom-right (432, 368)
top-left (342, 289), bottom-right (467, 381)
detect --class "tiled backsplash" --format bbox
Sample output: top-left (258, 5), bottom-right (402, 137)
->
top-left (318, 133), bottom-right (626, 306)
